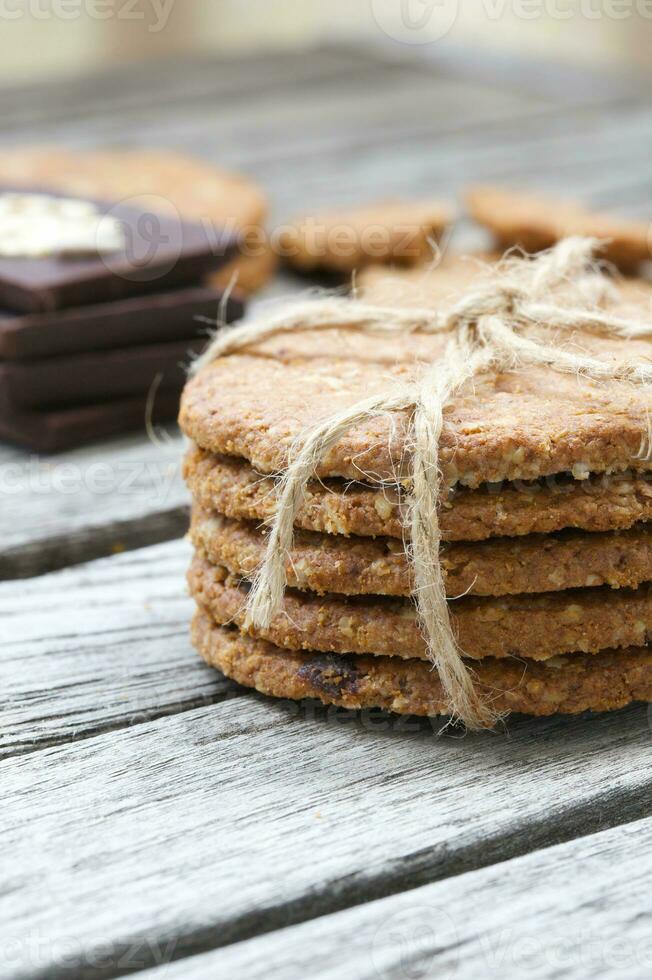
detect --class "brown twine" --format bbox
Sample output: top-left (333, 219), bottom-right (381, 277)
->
top-left (191, 237), bottom-right (652, 730)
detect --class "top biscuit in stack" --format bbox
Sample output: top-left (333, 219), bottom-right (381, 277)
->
top-left (179, 285), bottom-right (652, 721)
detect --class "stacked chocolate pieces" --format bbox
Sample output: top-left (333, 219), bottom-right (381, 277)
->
top-left (179, 316), bottom-right (652, 721)
top-left (0, 187), bottom-right (243, 452)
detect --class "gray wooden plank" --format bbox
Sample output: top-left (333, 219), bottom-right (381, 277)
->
top-left (420, 39), bottom-right (648, 102)
top-left (0, 65), bottom-right (553, 166)
top-left (1, 72), bottom-right (646, 220)
top-left (0, 430), bottom-right (190, 579)
top-left (0, 41), bottom-right (640, 136)
top-left (0, 538), bottom-right (239, 756)
top-left (135, 812), bottom-right (652, 980)
top-left (3, 662), bottom-right (652, 977)
top-left (0, 46), bottom-right (395, 130)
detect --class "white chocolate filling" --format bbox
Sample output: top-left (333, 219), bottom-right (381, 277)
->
top-left (0, 192), bottom-right (125, 258)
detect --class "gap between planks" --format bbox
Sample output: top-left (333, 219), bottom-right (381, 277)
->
top-left (0, 540), bottom-right (238, 757)
top-left (0, 506), bottom-right (189, 582)
top-left (78, 754), bottom-right (652, 980)
top-left (133, 808), bottom-right (652, 980)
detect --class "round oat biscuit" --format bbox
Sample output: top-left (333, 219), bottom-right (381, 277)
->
top-left (0, 146), bottom-right (267, 229)
top-left (190, 507), bottom-right (652, 599)
top-left (179, 324), bottom-right (652, 487)
top-left (187, 554), bottom-right (652, 662)
top-left (466, 185), bottom-right (652, 271)
top-left (279, 199), bottom-right (453, 274)
top-left (184, 446), bottom-right (652, 542)
top-left (0, 147), bottom-right (273, 293)
top-left (192, 609), bottom-right (652, 718)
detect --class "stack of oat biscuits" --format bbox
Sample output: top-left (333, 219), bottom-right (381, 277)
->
top-left (179, 308), bottom-right (652, 721)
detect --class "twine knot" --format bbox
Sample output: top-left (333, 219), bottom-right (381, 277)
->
top-left (442, 280), bottom-right (522, 335)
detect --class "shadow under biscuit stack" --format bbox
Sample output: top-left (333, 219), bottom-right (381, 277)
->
top-left (0, 186), bottom-right (244, 453)
top-left (179, 288), bottom-right (652, 723)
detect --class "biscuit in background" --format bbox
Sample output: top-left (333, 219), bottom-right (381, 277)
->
top-left (466, 185), bottom-right (652, 272)
top-left (279, 199), bottom-right (453, 275)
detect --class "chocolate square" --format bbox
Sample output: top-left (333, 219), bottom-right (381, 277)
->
top-left (0, 187), bottom-right (239, 312)
top-left (0, 338), bottom-right (206, 410)
top-left (0, 388), bottom-right (182, 454)
top-left (0, 285), bottom-right (244, 360)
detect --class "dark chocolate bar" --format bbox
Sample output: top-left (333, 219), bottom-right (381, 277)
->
top-left (0, 187), bottom-right (239, 312)
top-left (0, 388), bottom-right (182, 454)
top-left (0, 339), bottom-right (205, 410)
top-left (0, 285), bottom-right (243, 360)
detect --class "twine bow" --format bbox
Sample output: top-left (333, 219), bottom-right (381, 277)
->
top-left (192, 238), bottom-right (652, 729)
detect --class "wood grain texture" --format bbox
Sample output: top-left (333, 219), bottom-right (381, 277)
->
top-left (0, 45), bottom-right (547, 132)
top-left (135, 812), bottom-right (652, 980)
top-left (0, 433), bottom-right (189, 579)
top-left (0, 539), bottom-right (238, 757)
top-left (3, 669), bottom-right (652, 976)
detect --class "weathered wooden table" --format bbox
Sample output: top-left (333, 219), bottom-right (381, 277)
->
top-left (3, 45), bottom-right (652, 980)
